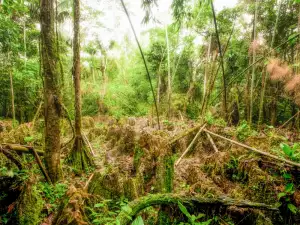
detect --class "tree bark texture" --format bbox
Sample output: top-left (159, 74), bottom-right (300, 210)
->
top-left (40, 0), bottom-right (62, 183)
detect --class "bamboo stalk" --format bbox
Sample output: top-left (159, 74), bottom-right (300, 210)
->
top-left (204, 129), bottom-right (300, 168)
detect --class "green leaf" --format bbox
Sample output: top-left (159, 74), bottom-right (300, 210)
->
top-left (178, 201), bottom-right (191, 219)
top-left (94, 203), bottom-right (105, 208)
top-left (277, 192), bottom-right (286, 199)
top-left (280, 143), bottom-right (293, 157)
top-left (196, 213), bottom-right (206, 219)
top-left (24, 136), bottom-right (34, 143)
top-left (287, 203), bottom-right (298, 214)
top-left (283, 173), bottom-right (292, 180)
top-left (196, 219), bottom-right (212, 225)
top-left (285, 183), bottom-right (294, 194)
top-left (121, 205), bottom-right (132, 214)
top-left (131, 216), bottom-right (144, 225)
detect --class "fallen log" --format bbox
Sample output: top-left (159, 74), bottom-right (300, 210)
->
top-left (204, 129), bottom-right (300, 168)
top-left (2, 144), bottom-right (44, 155)
top-left (116, 193), bottom-right (278, 225)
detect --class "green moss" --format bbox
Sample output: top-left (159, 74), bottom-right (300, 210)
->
top-left (88, 171), bottom-right (123, 200)
top-left (156, 155), bottom-right (175, 193)
top-left (17, 184), bottom-right (44, 225)
top-left (133, 146), bottom-right (144, 171)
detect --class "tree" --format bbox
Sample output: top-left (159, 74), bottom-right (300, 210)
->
top-left (67, 0), bottom-right (94, 173)
top-left (40, 0), bottom-right (62, 183)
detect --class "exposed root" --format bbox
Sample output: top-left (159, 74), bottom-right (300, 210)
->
top-left (67, 135), bottom-right (95, 174)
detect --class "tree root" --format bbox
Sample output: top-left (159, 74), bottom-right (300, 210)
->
top-left (66, 135), bottom-right (95, 173)
top-left (116, 193), bottom-right (279, 225)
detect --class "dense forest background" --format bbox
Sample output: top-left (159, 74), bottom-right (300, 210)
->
top-left (1, 0), bottom-right (300, 224)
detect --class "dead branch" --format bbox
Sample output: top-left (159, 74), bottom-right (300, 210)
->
top-left (30, 147), bottom-right (52, 184)
top-left (175, 124), bottom-right (207, 166)
top-left (116, 193), bottom-right (278, 225)
top-left (204, 129), bottom-right (300, 168)
top-left (206, 132), bottom-right (219, 153)
top-left (279, 111), bottom-right (300, 129)
top-left (169, 122), bottom-right (206, 145)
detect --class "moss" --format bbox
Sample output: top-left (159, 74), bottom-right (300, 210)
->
top-left (67, 136), bottom-right (94, 174)
top-left (156, 155), bottom-right (175, 193)
top-left (123, 178), bottom-right (139, 201)
top-left (133, 146), bottom-right (144, 171)
top-left (88, 171), bottom-right (123, 200)
top-left (17, 183), bottom-right (44, 225)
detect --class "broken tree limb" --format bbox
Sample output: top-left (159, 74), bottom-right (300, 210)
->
top-left (169, 122), bottom-right (206, 145)
top-left (30, 147), bottom-right (52, 184)
top-left (175, 124), bottom-right (207, 166)
top-left (0, 146), bottom-right (23, 170)
top-left (116, 193), bottom-right (278, 225)
top-left (204, 129), bottom-right (300, 168)
top-left (2, 144), bottom-right (44, 155)
top-left (279, 111), bottom-right (300, 129)
top-left (206, 132), bottom-right (218, 153)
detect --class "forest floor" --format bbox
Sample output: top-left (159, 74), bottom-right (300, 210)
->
top-left (0, 116), bottom-right (300, 224)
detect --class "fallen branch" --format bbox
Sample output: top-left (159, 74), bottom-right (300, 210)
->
top-left (175, 124), bottom-right (207, 166)
top-left (169, 122), bottom-right (206, 145)
top-left (204, 129), bottom-right (300, 168)
top-left (2, 144), bottom-right (44, 155)
top-left (206, 132), bottom-right (218, 153)
top-left (30, 147), bottom-right (52, 184)
top-left (0, 146), bottom-right (23, 170)
top-left (116, 193), bottom-right (278, 225)
top-left (279, 111), bottom-right (300, 129)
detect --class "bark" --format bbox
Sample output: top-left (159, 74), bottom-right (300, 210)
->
top-left (211, 1), bottom-right (227, 121)
top-left (67, 0), bottom-right (94, 172)
top-left (41, 0), bottom-right (62, 183)
top-left (166, 26), bottom-right (172, 118)
top-left (9, 66), bottom-right (15, 127)
top-left (249, 0), bottom-right (258, 126)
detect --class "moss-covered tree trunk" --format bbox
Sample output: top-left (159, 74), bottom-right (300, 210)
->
top-left (41, 0), bottom-right (62, 183)
top-left (67, 0), bottom-right (94, 172)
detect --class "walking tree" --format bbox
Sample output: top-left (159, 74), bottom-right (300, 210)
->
top-left (40, 0), bottom-right (62, 183)
top-left (67, 0), bottom-right (94, 172)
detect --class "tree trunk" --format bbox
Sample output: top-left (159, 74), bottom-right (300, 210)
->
top-left (9, 66), bottom-right (15, 127)
top-left (41, 0), bottom-right (62, 183)
top-left (67, 0), bottom-right (94, 173)
top-left (166, 26), bottom-right (172, 118)
top-left (211, 1), bottom-right (227, 121)
top-left (249, 0), bottom-right (258, 126)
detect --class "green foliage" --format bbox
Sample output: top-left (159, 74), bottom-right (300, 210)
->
top-left (280, 143), bottom-right (300, 161)
top-left (177, 201), bottom-right (213, 225)
top-left (277, 183), bottom-right (298, 215)
top-left (236, 121), bottom-right (257, 141)
top-left (38, 182), bottom-right (67, 212)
